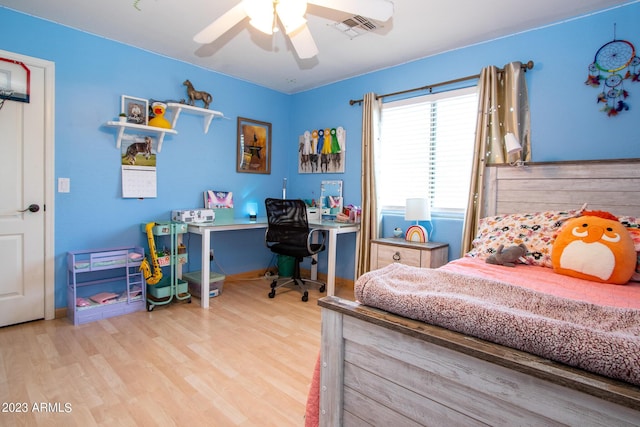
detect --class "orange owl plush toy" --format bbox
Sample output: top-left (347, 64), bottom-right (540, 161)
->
top-left (551, 211), bottom-right (636, 284)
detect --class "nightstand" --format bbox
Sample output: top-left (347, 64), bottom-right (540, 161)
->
top-left (370, 238), bottom-right (448, 270)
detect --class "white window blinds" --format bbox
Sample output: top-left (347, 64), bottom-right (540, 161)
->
top-left (378, 86), bottom-right (478, 213)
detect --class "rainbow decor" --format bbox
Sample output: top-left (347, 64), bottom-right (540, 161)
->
top-left (405, 225), bottom-right (428, 243)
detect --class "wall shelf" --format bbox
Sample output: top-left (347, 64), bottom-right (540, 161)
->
top-left (105, 121), bottom-right (177, 152)
top-left (166, 103), bottom-right (224, 134)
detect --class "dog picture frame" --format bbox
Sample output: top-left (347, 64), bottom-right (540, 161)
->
top-left (121, 95), bottom-right (148, 126)
top-left (237, 117), bottom-right (271, 174)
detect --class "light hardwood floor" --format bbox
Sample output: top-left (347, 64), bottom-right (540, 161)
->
top-left (0, 278), bottom-right (353, 427)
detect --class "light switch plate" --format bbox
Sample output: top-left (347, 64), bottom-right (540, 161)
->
top-left (58, 177), bottom-right (70, 193)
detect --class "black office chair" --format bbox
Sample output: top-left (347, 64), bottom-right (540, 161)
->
top-left (264, 198), bottom-right (327, 302)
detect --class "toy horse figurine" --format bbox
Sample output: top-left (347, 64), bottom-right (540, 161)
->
top-left (183, 79), bottom-right (212, 109)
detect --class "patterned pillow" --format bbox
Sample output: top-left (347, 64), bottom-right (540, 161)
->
top-left (467, 208), bottom-right (585, 267)
top-left (619, 216), bottom-right (640, 281)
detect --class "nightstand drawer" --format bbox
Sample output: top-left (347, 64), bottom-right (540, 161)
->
top-left (375, 244), bottom-right (421, 268)
top-left (370, 238), bottom-right (449, 271)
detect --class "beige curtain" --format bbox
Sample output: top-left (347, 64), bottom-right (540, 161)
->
top-left (461, 62), bottom-right (531, 256)
top-left (356, 93), bottom-right (381, 277)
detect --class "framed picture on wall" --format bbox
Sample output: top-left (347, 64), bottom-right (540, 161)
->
top-left (121, 95), bottom-right (148, 125)
top-left (237, 117), bottom-right (271, 174)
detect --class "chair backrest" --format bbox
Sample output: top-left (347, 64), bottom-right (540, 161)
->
top-left (265, 198), bottom-right (309, 247)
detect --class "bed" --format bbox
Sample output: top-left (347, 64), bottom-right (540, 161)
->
top-left (313, 159), bottom-right (640, 426)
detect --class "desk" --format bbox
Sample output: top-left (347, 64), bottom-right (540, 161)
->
top-left (186, 218), bottom-right (359, 308)
top-left (310, 220), bottom-right (360, 298)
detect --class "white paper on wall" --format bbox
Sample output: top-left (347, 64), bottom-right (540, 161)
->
top-left (122, 165), bottom-right (157, 198)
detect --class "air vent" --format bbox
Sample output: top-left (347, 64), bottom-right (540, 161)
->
top-left (332, 15), bottom-right (378, 39)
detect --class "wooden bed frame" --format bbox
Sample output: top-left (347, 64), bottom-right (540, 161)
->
top-left (318, 159), bottom-right (640, 426)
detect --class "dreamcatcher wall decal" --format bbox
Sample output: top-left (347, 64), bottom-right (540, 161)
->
top-left (585, 26), bottom-right (640, 117)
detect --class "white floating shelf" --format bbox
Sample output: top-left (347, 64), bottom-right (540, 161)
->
top-left (105, 121), bottom-right (177, 152)
top-left (167, 103), bottom-right (224, 134)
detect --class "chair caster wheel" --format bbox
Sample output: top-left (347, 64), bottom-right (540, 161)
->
top-left (319, 285), bottom-right (326, 293)
top-left (147, 304), bottom-right (154, 312)
top-left (268, 289), bottom-right (276, 298)
top-left (270, 280), bottom-right (277, 289)
top-left (302, 291), bottom-right (308, 302)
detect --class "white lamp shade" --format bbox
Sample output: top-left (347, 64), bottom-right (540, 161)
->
top-left (504, 133), bottom-right (522, 155)
top-left (405, 198), bottom-right (431, 222)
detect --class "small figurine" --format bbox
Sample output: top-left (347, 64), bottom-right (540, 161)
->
top-left (183, 79), bottom-right (212, 109)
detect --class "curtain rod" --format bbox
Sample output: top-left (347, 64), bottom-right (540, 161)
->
top-left (349, 60), bottom-right (534, 106)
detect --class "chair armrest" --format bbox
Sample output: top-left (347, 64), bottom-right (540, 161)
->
top-left (264, 229), bottom-right (271, 248)
top-left (307, 228), bottom-right (327, 254)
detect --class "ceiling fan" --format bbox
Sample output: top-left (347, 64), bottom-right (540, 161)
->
top-left (193, 0), bottom-right (394, 59)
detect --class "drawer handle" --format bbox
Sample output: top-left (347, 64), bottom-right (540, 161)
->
top-left (392, 252), bottom-right (401, 261)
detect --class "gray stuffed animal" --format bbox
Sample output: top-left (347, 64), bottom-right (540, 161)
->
top-left (485, 243), bottom-right (527, 267)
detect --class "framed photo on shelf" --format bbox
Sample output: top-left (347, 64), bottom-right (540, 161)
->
top-left (237, 117), bottom-right (271, 174)
top-left (121, 95), bottom-right (148, 125)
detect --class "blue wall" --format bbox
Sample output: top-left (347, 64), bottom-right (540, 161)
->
top-left (288, 2), bottom-right (640, 260)
top-left (1, 3), bottom-right (639, 309)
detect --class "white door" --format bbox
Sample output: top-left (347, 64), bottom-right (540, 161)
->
top-left (0, 51), bottom-right (54, 327)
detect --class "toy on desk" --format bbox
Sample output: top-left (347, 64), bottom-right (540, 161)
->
top-left (328, 195), bottom-right (341, 208)
top-left (148, 102), bottom-right (171, 129)
top-left (140, 222), bottom-right (163, 285)
top-left (205, 190), bottom-right (233, 209)
top-left (343, 204), bottom-right (362, 223)
top-left (172, 209), bottom-right (215, 223)
top-left (335, 212), bottom-right (350, 222)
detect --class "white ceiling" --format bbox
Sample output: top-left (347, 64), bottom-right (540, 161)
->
top-left (0, 0), bottom-right (634, 94)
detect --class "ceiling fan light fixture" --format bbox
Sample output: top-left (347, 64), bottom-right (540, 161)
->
top-left (243, 0), bottom-right (275, 34)
top-left (277, 0), bottom-right (307, 33)
top-left (249, 16), bottom-right (275, 34)
top-left (279, 15), bottom-right (307, 34)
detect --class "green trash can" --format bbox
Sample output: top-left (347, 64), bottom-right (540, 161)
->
top-left (277, 255), bottom-right (295, 277)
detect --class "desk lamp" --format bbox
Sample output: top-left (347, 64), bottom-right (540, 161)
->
top-left (247, 202), bottom-right (258, 221)
top-left (405, 198), bottom-right (430, 242)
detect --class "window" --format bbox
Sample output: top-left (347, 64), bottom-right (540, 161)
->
top-left (377, 86), bottom-right (478, 214)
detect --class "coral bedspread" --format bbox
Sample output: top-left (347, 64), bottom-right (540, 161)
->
top-left (355, 258), bottom-right (640, 386)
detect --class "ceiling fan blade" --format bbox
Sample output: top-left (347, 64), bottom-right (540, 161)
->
top-left (288, 24), bottom-right (319, 59)
top-left (194, 3), bottom-right (248, 44)
top-left (307, 0), bottom-right (393, 22)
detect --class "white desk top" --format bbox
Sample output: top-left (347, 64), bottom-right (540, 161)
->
top-left (187, 217), bottom-right (360, 233)
top-left (187, 217), bottom-right (268, 233)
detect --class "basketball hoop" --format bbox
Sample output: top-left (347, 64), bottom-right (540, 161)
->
top-left (0, 57), bottom-right (30, 110)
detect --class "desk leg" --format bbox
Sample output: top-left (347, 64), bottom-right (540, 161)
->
top-left (311, 233), bottom-right (318, 281)
top-left (326, 228), bottom-right (338, 296)
top-left (354, 228), bottom-right (360, 283)
top-left (201, 231), bottom-right (211, 309)
top-left (311, 254), bottom-right (318, 280)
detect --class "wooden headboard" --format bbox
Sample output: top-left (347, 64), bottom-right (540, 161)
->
top-left (483, 159), bottom-right (640, 217)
